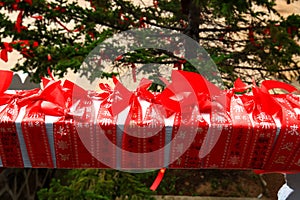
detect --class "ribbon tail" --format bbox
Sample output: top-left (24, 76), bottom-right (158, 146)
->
top-left (15, 10), bottom-right (23, 33)
top-left (150, 168), bottom-right (166, 191)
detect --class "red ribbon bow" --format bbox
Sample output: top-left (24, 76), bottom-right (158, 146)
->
top-left (160, 70), bottom-right (223, 115)
top-left (239, 80), bottom-right (298, 116)
top-left (109, 77), bottom-right (156, 117)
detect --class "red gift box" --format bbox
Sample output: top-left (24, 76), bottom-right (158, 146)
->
top-left (119, 78), bottom-right (165, 169)
top-left (0, 69), bottom-right (299, 172)
top-left (225, 95), bottom-right (252, 168)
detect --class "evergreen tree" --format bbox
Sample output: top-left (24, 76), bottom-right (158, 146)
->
top-left (0, 0), bottom-right (299, 84)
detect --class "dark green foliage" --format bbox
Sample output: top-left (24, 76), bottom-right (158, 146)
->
top-left (0, 0), bottom-right (299, 84)
top-left (37, 169), bottom-right (156, 200)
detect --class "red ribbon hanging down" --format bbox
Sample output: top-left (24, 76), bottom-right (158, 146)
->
top-left (153, 0), bottom-right (159, 9)
top-left (159, 72), bottom-right (211, 169)
top-left (98, 83), bottom-right (114, 100)
top-left (62, 80), bottom-right (99, 168)
top-left (89, 0), bottom-right (96, 10)
top-left (131, 63), bottom-right (137, 83)
top-left (97, 82), bottom-right (120, 168)
top-left (97, 80), bottom-right (158, 169)
top-left (248, 26), bottom-right (260, 47)
top-left (158, 71), bottom-right (223, 168)
top-left (23, 0), bottom-right (32, 5)
top-left (0, 71), bottom-right (20, 167)
top-left (223, 79), bottom-right (253, 169)
top-left (15, 10), bottom-right (28, 33)
top-left (150, 168), bottom-right (166, 191)
top-left (139, 17), bottom-right (147, 28)
top-left (0, 42), bottom-right (13, 62)
top-left (12, 40), bottom-right (39, 58)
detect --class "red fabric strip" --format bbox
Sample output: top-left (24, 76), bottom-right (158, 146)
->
top-left (150, 168), bottom-right (166, 191)
top-left (22, 101), bottom-right (54, 168)
top-left (0, 102), bottom-right (24, 167)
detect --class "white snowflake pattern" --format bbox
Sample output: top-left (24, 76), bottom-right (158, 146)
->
top-left (229, 155), bottom-right (240, 166)
top-left (257, 112), bottom-right (269, 122)
top-left (287, 124), bottom-right (299, 136)
top-left (260, 121), bottom-right (272, 129)
top-left (103, 103), bottom-right (111, 108)
top-left (177, 131), bottom-right (186, 139)
top-left (233, 104), bottom-right (244, 113)
top-left (214, 115), bottom-right (227, 123)
top-left (99, 118), bottom-right (113, 126)
top-left (281, 142), bottom-right (294, 151)
top-left (1, 115), bottom-right (10, 122)
top-left (234, 115), bottom-right (241, 120)
top-left (175, 143), bottom-right (184, 154)
top-left (103, 110), bottom-right (111, 117)
top-left (27, 121), bottom-right (34, 127)
top-left (287, 110), bottom-right (296, 119)
top-left (60, 154), bottom-right (70, 161)
top-left (57, 141), bottom-right (68, 150)
top-left (34, 121), bottom-right (41, 127)
top-left (37, 162), bottom-right (47, 167)
top-left (57, 126), bottom-right (67, 137)
top-left (81, 163), bottom-right (91, 167)
top-left (176, 158), bottom-right (182, 165)
top-left (112, 91), bottom-right (123, 101)
top-left (28, 112), bottom-right (42, 118)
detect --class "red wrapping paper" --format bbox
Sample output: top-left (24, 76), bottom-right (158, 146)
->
top-left (0, 69), bottom-right (299, 171)
top-left (225, 95), bottom-right (252, 168)
top-left (0, 88), bottom-right (40, 167)
top-left (202, 111), bottom-right (232, 168)
top-left (120, 78), bottom-right (165, 169)
top-left (22, 101), bottom-right (54, 168)
top-left (264, 99), bottom-right (300, 171)
top-left (169, 106), bottom-right (209, 168)
top-left (51, 80), bottom-right (107, 168)
top-left (242, 88), bottom-right (278, 169)
top-left (0, 101), bottom-right (24, 167)
top-left (96, 106), bottom-right (117, 168)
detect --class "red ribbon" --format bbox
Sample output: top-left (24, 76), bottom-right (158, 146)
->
top-left (150, 168), bottom-right (166, 191)
top-left (160, 70), bottom-right (221, 115)
top-left (1, 40), bottom-right (39, 62)
top-left (108, 77), bottom-right (161, 122)
top-left (0, 71), bottom-right (42, 167)
top-left (0, 43), bottom-right (13, 62)
top-left (153, 0), bottom-right (158, 9)
top-left (239, 80), bottom-right (298, 117)
top-left (233, 78), bottom-right (249, 93)
top-left (15, 10), bottom-right (25, 33)
top-left (261, 80), bottom-right (298, 94)
top-left (250, 80), bottom-right (300, 173)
